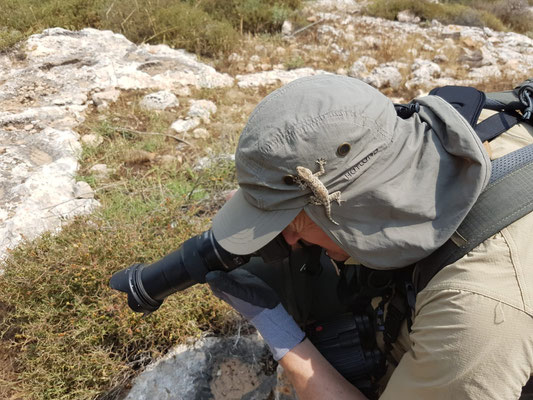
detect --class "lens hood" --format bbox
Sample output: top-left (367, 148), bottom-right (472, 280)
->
top-left (109, 263), bottom-right (163, 314)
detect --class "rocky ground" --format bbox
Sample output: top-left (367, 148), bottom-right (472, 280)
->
top-left (1, 0), bottom-right (533, 398)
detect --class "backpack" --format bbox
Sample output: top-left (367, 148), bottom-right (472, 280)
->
top-left (398, 79), bottom-right (533, 292)
top-left (382, 78), bottom-right (533, 357)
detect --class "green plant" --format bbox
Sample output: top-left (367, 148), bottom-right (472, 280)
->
top-left (0, 0), bottom-right (303, 54)
top-left (367, 0), bottom-right (533, 33)
top-left (0, 27), bottom-right (24, 50)
top-left (284, 55), bottom-right (305, 70)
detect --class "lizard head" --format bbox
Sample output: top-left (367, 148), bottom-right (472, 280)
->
top-left (296, 166), bottom-right (313, 180)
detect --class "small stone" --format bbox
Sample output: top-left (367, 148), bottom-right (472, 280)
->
top-left (24, 124), bottom-right (34, 131)
top-left (92, 89), bottom-right (120, 106)
top-left (228, 53), bottom-right (243, 63)
top-left (81, 134), bottom-right (103, 147)
top-left (275, 47), bottom-right (286, 56)
top-left (250, 55), bottom-right (261, 63)
top-left (282, 20), bottom-right (293, 36)
top-left (175, 86), bottom-right (191, 97)
top-left (433, 54), bottom-right (448, 63)
top-left (336, 68), bottom-right (347, 75)
top-left (363, 65), bottom-right (403, 89)
top-left (397, 10), bottom-right (421, 24)
top-left (348, 60), bottom-right (368, 78)
top-left (74, 181), bottom-right (94, 199)
top-left (192, 128), bottom-right (209, 139)
top-left (171, 118), bottom-right (201, 133)
top-left (246, 63), bottom-right (255, 73)
top-left (89, 164), bottom-right (110, 178)
top-left (159, 154), bottom-right (183, 165)
top-left (140, 90), bottom-right (179, 111)
top-left (363, 36), bottom-right (381, 49)
top-left (188, 100), bottom-right (217, 123)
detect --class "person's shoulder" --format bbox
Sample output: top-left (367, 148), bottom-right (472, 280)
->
top-left (478, 109), bottom-right (533, 159)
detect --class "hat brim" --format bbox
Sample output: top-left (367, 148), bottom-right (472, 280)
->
top-left (212, 189), bottom-right (301, 255)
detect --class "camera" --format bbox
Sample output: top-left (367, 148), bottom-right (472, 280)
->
top-left (109, 230), bottom-right (386, 396)
top-left (109, 229), bottom-right (290, 314)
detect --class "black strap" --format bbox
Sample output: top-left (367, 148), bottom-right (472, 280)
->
top-left (475, 111), bottom-right (522, 142)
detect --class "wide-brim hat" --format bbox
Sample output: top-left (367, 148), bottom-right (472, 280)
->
top-left (212, 75), bottom-right (491, 269)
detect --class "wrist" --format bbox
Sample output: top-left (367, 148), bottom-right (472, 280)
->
top-left (250, 303), bottom-right (305, 361)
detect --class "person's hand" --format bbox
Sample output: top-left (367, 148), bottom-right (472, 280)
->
top-left (206, 269), bottom-right (305, 361)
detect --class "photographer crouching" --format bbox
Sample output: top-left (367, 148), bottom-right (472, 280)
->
top-left (111, 75), bottom-right (533, 399)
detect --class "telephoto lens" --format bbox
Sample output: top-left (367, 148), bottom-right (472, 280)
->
top-left (109, 229), bottom-right (290, 314)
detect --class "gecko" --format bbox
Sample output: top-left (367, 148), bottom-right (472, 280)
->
top-left (296, 158), bottom-right (342, 225)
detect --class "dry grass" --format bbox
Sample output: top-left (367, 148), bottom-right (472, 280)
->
top-left (0, 86), bottom-right (269, 400)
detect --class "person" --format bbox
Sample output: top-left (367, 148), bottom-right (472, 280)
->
top-left (205, 74), bottom-right (533, 399)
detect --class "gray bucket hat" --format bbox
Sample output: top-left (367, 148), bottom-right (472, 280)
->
top-left (212, 75), bottom-right (491, 269)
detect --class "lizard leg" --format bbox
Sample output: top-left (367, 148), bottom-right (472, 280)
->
top-left (314, 158), bottom-right (326, 177)
top-left (329, 191), bottom-right (342, 205)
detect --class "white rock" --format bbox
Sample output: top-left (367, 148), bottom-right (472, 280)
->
top-left (89, 164), bottom-right (109, 178)
top-left (140, 90), bottom-right (179, 111)
top-left (362, 36), bottom-right (381, 49)
top-left (433, 54), bottom-right (449, 63)
top-left (348, 61), bottom-right (368, 78)
top-left (228, 53), bottom-right (243, 62)
top-left (363, 65), bottom-right (403, 89)
top-left (171, 118), bottom-right (201, 133)
top-left (468, 65), bottom-right (502, 80)
top-left (159, 154), bottom-right (183, 165)
top-left (188, 100), bottom-right (217, 123)
top-left (81, 134), bottom-right (103, 147)
top-left (124, 335), bottom-right (286, 400)
top-left (91, 89), bottom-right (120, 107)
top-left (282, 20), bottom-right (293, 36)
top-left (336, 67), bottom-right (348, 75)
top-left (194, 154), bottom-right (235, 170)
top-left (358, 56), bottom-right (378, 68)
top-left (411, 59), bottom-right (441, 79)
top-left (397, 10), bottom-right (420, 24)
top-left (317, 25), bottom-right (342, 43)
top-left (73, 181), bottom-right (94, 199)
top-left (0, 127), bottom-right (99, 261)
top-left (275, 47), bottom-right (286, 56)
top-left (192, 128), bottom-right (210, 139)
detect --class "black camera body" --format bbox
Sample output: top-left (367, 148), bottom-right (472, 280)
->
top-left (307, 313), bottom-right (385, 399)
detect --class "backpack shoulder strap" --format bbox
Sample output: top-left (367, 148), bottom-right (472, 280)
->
top-left (413, 143), bottom-right (533, 293)
top-left (428, 86), bottom-right (486, 126)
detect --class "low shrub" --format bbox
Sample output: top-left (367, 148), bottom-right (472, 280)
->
top-left (472, 0), bottom-right (533, 34)
top-left (0, 0), bottom-right (302, 54)
top-left (195, 0), bottom-right (301, 34)
top-left (102, 0), bottom-right (239, 56)
top-left (366, 0), bottom-right (532, 33)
